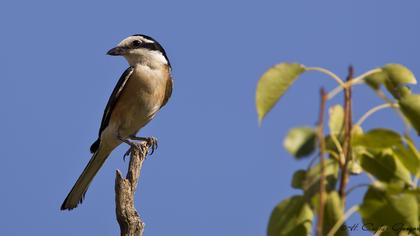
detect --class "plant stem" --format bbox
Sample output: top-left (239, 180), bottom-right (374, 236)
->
top-left (326, 68), bottom-right (381, 100)
top-left (325, 150), bottom-right (342, 167)
top-left (350, 68), bottom-right (382, 85)
top-left (316, 88), bottom-right (328, 236)
top-left (330, 135), bottom-right (345, 167)
top-left (374, 89), bottom-right (411, 134)
top-left (355, 103), bottom-right (398, 126)
top-left (326, 81), bottom-right (362, 100)
top-left (326, 205), bottom-right (359, 236)
top-left (338, 66), bottom-right (354, 207)
top-left (307, 155), bottom-right (320, 170)
top-left (306, 67), bottom-right (345, 86)
top-left (346, 183), bottom-right (370, 196)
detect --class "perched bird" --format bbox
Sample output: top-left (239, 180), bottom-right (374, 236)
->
top-left (61, 34), bottom-right (172, 210)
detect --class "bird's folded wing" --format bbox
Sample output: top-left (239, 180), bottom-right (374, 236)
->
top-left (90, 67), bottom-right (134, 153)
top-left (161, 76), bottom-right (173, 108)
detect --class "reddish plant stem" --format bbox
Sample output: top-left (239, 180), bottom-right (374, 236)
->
top-left (338, 66), bottom-right (354, 206)
top-left (316, 88), bottom-right (328, 236)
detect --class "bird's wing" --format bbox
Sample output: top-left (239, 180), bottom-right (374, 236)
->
top-left (98, 67), bottom-right (134, 136)
top-left (90, 67), bottom-right (134, 153)
top-left (161, 76), bottom-right (173, 108)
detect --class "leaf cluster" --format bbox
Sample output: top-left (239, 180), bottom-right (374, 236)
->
top-left (257, 63), bottom-right (420, 236)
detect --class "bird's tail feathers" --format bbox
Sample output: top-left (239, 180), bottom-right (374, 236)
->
top-left (61, 147), bottom-right (111, 210)
top-left (90, 138), bottom-right (100, 154)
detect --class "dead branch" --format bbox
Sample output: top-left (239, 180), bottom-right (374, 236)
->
top-left (115, 143), bottom-right (148, 236)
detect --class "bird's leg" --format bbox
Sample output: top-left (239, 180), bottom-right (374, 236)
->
top-left (118, 135), bottom-right (145, 160)
top-left (129, 136), bottom-right (158, 155)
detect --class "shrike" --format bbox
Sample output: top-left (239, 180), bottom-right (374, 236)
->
top-left (61, 34), bottom-right (172, 210)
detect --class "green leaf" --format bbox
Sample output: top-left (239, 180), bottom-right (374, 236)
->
top-left (352, 128), bottom-right (401, 149)
top-left (365, 70), bottom-right (387, 90)
top-left (385, 82), bottom-right (414, 100)
top-left (348, 160), bottom-right (363, 175)
top-left (302, 159), bottom-right (339, 198)
top-left (383, 64), bottom-right (417, 85)
top-left (329, 105), bottom-right (344, 137)
top-left (268, 196), bottom-right (313, 236)
top-left (404, 136), bottom-right (420, 175)
top-left (351, 125), bottom-right (365, 155)
top-left (325, 135), bottom-right (340, 155)
top-left (352, 128), bottom-right (420, 177)
top-left (360, 186), bottom-right (419, 235)
top-left (382, 64), bottom-right (416, 99)
top-left (256, 63), bottom-right (305, 123)
top-left (291, 169), bottom-right (306, 189)
top-left (283, 127), bottom-right (317, 159)
top-left (351, 128), bottom-right (415, 183)
top-left (351, 125), bottom-right (364, 135)
top-left (395, 86), bottom-right (412, 99)
top-left (364, 65), bottom-right (416, 99)
top-left (394, 135), bottom-right (420, 177)
top-left (323, 192), bottom-right (348, 236)
top-left (411, 190), bottom-right (420, 228)
top-left (359, 151), bottom-right (412, 185)
top-left (348, 125), bottom-right (364, 164)
top-left (399, 93), bottom-right (420, 135)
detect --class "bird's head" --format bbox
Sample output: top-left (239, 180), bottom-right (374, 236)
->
top-left (107, 34), bottom-right (170, 68)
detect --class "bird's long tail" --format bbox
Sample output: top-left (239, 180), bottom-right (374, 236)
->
top-left (61, 146), bottom-right (111, 210)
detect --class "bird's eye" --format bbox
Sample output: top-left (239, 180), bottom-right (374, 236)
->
top-left (132, 40), bottom-right (142, 48)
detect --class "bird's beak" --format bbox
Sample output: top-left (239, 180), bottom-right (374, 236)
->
top-left (107, 46), bottom-right (127, 56)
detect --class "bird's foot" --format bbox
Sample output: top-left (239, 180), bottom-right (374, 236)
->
top-left (129, 136), bottom-right (158, 155)
top-left (121, 136), bottom-right (158, 161)
top-left (145, 137), bottom-right (158, 155)
top-left (120, 139), bottom-right (142, 161)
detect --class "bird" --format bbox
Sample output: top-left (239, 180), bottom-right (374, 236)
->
top-left (61, 34), bottom-right (173, 210)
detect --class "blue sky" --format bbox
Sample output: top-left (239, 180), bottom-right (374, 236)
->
top-left (1, 1), bottom-right (420, 235)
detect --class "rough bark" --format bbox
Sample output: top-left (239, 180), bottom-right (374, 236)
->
top-left (115, 143), bottom-right (148, 236)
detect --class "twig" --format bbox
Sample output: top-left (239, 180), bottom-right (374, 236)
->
top-left (374, 89), bottom-right (411, 134)
top-left (345, 183), bottom-right (370, 196)
top-left (305, 67), bottom-right (345, 86)
top-left (327, 80), bottom-right (362, 100)
top-left (115, 143), bottom-right (148, 236)
top-left (349, 68), bottom-right (382, 86)
top-left (338, 66), bottom-right (354, 206)
top-left (355, 103), bottom-right (398, 127)
top-left (326, 205), bottom-right (359, 236)
top-left (316, 88), bottom-right (328, 236)
top-left (306, 155), bottom-right (320, 170)
top-left (326, 68), bottom-right (381, 100)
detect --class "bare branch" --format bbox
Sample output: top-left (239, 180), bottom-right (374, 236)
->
top-left (115, 143), bottom-right (148, 236)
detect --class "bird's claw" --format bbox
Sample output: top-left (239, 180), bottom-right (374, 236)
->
top-left (145, 137), bottom-right (158, 155)
top-left (122, 136), bottom-right (158, 160)
top-left (123, 147), bottom-right (132, 161)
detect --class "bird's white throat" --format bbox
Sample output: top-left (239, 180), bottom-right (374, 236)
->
top-left (124, 48), bottom-right (168, 68)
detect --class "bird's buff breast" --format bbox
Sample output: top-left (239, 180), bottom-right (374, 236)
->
top-left (108, 66), bottom-right (167, 138)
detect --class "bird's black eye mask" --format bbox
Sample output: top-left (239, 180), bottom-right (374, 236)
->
top-left (130, 40), bottom-right (160, 52)
top-left (130, 34), bottom-right (171, 68)
top-left (131, 40), bottom-right (142, 48)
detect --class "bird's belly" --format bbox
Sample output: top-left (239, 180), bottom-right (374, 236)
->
top-left (109, 73), bottom-right (164, 138)
top-left (116, 95), bottom-right (160, 138)
top-left (123, 103), bottom-right (158, 133)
